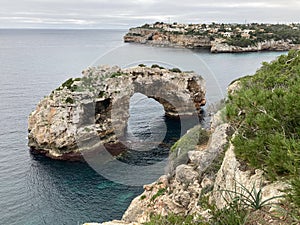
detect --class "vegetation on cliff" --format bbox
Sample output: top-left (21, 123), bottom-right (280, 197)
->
top-left (226, 50), bottom-right (300, 208)
top-left (144, 50), bottom-right (300, 225)
top-left (223, 23), bottom-right (300, 46)
top-left (168, 125), bottom-right (209, 173)
top-left (126, 22), bottom-right (300, 49)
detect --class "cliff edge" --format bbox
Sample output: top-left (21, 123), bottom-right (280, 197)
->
top-left (84, 50), bottom-right (300, 225)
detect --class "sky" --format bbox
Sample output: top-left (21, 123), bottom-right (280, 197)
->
top-left (0, 0), bottom-right (299, 29)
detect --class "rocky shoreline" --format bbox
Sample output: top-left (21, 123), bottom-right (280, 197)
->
top-left (83, 95), bottom-right (287, 225)
top-left (28, 52), bottom-right (298, 224)
top-left (124, 23), bottom-right (300, 53)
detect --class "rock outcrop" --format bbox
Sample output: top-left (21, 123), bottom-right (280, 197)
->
top-left (28, 65), bottom-right (206, 160)
top-left (83, 70), bottom-right (293, 225)
top-left (119, 115), bottom-right (288, 224)
top-left (83, 108), bottom-right (290, 224)
top-left (124, 28), bottom-right (300, 53)
top-left (122, 122), bottom-right (231, 224)
top-left (212, 143), bottom-right (289, 209)
top-left (211, 40), bottom-right (300, 53)
top-left (124, 28), bottom-right (211, 49)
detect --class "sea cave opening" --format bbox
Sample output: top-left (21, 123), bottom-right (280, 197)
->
top-left (119, 93), bottom-right (182, 166)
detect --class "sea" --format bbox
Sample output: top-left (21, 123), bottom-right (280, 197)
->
top-left (0, 29), bottom-right (286, 225)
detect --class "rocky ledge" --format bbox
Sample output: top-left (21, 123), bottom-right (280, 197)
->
top-left (28, 65), bottom-right (206, 160)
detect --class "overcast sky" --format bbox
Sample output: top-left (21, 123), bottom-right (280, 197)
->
top-left (0, 0), bottom-right (299, 29)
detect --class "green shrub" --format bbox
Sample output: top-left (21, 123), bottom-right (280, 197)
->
top-left (84, 127), bottom-right (91, 132)
top-left (144, 213), bottom-right (201, 225)
top-left (288, 177), bottom-right (300, 208)
top-left (225, 37), bottom-right (256, 47)
top-left (201, 179), bottom-right (300, 225)
top-left (151, 64), bottom-right (165, 69)
top-left (65, 97), bottom-right (74, 104)
top-left (169, 68), bottom-right (182, 73)
top-left (110, 72), bottom-right (127, 78)
top-left (150, 188), bottom-right (166, 202)
top-left (110, 72), bottom-right (121, 78)
top-left (98, 91), bottom-right (105, 98)
top-left (201, 194), bottom-right (249, 225)
top-left (170, 126), bottom-right (209, 153)
top-left (168, 126), bottom-right (209, 174)
top-left (60, 77), bottom-right (81, 92)
top-left (226, 50), bottom-right (300, 207)
top-left (210, 203), bottom-right (249, 225)
top-left (61, 78), bottom-right (74, 89)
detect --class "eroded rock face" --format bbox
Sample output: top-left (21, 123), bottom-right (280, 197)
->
top-left (28, 65), bottom-right (206, 160)
top-left (122, 122), bottom-right (230, 224)
top-left (124, 28), bottom-right (211, 48)
top-left (124, 28), bottom-right (300, 53)
top-left (85, 110), bottom-right (290, 224)
top-left (211, 40), bottom-right (300, 53)
top-left (212, 143), bottom-right (289, 209)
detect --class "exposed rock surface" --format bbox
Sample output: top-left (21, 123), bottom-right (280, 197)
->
top-left (211, 40), bottom-right (300, 53)
top-left (120, 117), bottom-right (289, 224)
top-left (212, 143), bottom-right (289, 209)
top-left (124, 28), bottom-right (211, 49)
top-left (124, 28), bottom-right (300, 53)
top-left (84, 111), bottom-right (290, 224)
top-left (82, 58), bottom-right (295, 223)
top-left (28, 65), bottom-right (206, 160)
top-left (122, 122), bottom-right (231, 224)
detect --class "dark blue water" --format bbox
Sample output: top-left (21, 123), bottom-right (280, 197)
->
top-left (0, 29), bottom-right (286, 224)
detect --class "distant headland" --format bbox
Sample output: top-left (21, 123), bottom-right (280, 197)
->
top-left (124, 22), bottom-right (300, 53)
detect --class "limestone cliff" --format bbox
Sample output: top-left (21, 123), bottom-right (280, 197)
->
top-left (124, 27), bottom-right (300, 53)
top-left (82, 55), bottom-right (299, 224)
top-left (121, 122), bottom-right (231, 224)
top-left (211, 40), bottom-right (300, 53)
top-left (28, 65), bottom-right (206, 160)
top-left (124, 28), bottom-right (211, 49)
top-left (84, 109), bottom-right (288, 225)
top-left (116, 110), bottom-right (287, 225)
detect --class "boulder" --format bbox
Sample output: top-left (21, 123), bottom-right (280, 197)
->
top-left (175, 164), bottom-right (199, 185)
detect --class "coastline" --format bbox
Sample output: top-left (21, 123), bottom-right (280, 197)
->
top-left (83, 50), bottom-right (300, 225)
top-left (124, 23), bottom-right (300, 53)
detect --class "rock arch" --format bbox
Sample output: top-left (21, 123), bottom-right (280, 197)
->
top-left (28, 66), bottom-right (206, 160)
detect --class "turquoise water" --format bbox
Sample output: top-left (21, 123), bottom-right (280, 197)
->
top-left (0, 29), bottom-right (286, 224)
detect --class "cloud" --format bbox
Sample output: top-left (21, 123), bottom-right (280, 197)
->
top-left (0, 0), bottom-right (299, 28)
